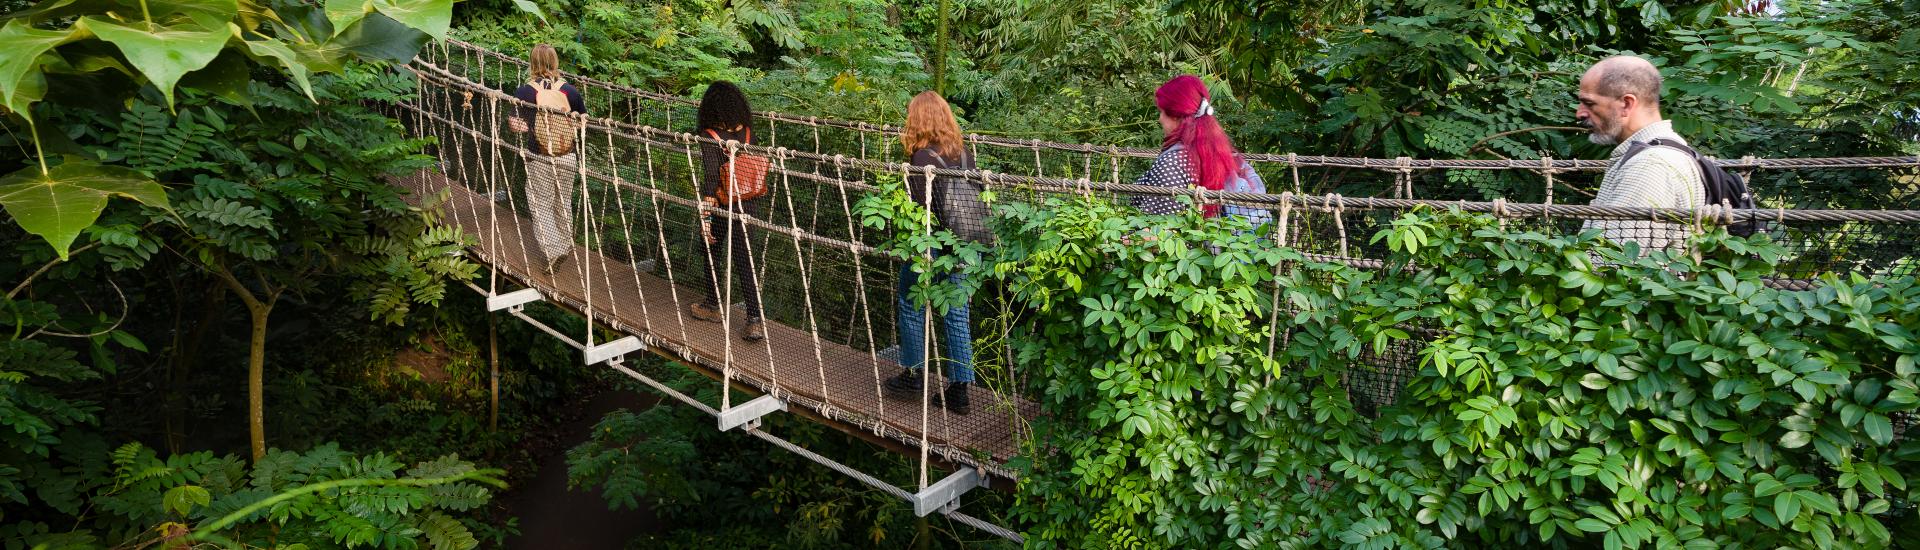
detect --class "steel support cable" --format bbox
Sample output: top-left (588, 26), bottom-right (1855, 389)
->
top-left (402, 65), bottom-right (1920, 226)
top-left (417, 47), bottom-right (1920, 171)
top-left (400, 78), bottom-right (1917, 297)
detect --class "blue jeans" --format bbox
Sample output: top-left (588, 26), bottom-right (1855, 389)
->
top-left (895, 261), bottom-right (974, 384)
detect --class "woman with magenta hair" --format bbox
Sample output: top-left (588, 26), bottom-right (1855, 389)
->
top-left (1131, 74), bottom-right (1243, 218)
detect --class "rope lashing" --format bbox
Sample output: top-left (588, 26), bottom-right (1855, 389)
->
top-left (1492, 197), bottom-right (1510, 230)
top-left (1287, 153), bottom-right (1302, 194)
top-left (1540, 155), bottom-right (1557, 222)
top-left (1330, 193), bottom-right (1350, 259)
top-left (1393, 156), bottom-right (1413, 199)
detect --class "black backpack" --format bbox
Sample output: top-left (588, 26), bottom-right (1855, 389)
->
top-left (1621, 139), bottom-right (1763, 237)
top-left (919, 150), bottom-right (993, 244)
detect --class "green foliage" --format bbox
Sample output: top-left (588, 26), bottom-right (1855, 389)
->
top-left (976, 197), bottom-right (1920, 547)
top-left (1, 441), bottom-right (502, 549)
top-left (566, 359), bottom-right (1015, 549)
top-left (0, 0), bottom-right (453, 258)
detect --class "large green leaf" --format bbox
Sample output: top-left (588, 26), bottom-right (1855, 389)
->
top-left (0, 159), bottom-right (171, 260)
top-left (178, 50), bottom-right (254, 110)
top-left (512, 0), bottom-right (548, 25)
top-left (0, 20), bottom-right (75, 117)
top-left (145, 0), bottom-right (239, 28)
top-left (2, 70), bottom-right (46, 119)
top-left (270, 0), bottom-right (336, 42)
top-left (329, 12), bottom-right (429, 63)
top-left (80, 18), bottom-right (232, 108)
top-left (241, 38), bottom-right (318, 101)
top-left (324, 0), bottom-right (373, 38)
top-left (372, 0), bottom-right (452, 41)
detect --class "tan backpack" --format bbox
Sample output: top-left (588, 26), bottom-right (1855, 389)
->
top-left (529, 78), bottom-right (577, 156)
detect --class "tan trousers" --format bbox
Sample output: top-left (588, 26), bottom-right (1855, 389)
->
top-left (525, 152), bottom-right (578, 264)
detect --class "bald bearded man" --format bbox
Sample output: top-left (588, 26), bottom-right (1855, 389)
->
top-left (1575, 55), bottom-right (1706, 253)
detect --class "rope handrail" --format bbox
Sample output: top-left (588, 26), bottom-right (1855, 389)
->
top-left (407, 62), bottom-right (1920, 225)
top-left (421, 42), bottom-right (1920, 172)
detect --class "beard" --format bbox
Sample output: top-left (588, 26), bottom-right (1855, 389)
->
top-left (1582, 116), bottom-right (1619, 145)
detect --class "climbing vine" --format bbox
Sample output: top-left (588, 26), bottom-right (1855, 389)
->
top-left (970, 197), bottom-right (1920, 548)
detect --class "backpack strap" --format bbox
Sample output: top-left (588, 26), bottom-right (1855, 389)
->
top-left (1623, 138), bottom-right (1701, 163)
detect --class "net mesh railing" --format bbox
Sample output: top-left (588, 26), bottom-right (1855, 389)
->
top-left (395, 47), bottom-right (1920, 494)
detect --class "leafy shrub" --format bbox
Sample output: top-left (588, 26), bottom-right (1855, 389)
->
top-left (2, 442), bottom-right (501, 549)
top-left (973, 196), bottom-right (1919, 548)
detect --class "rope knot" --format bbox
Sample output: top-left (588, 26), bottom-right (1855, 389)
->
top-left (1492, 197), bottom-right (1509, 218)
top-left (1394, 156), bottom-right (1413, 173)
top-left (1287, 152), bottom-right (1297, 165)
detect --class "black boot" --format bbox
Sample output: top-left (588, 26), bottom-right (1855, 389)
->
top-left (943, 382), bottom-right (971, 415)
top-left (883, 369), bottom-right (927, 400)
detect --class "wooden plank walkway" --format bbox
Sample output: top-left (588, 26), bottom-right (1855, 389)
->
top-left (393, 171), bottom-right (1034, 477)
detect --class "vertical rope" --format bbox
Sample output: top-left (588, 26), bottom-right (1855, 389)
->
top-left (608, 130), bottom-right (654, 333)
top-left (1541, 156), bottom-right (1555, 222)
top-left (834, 155), bottom-right (887, 421)
top-left (1331, 193), bottom-right (1350, 259)
top-left (484, 96), bottom-right (504, 295)
top-left (1395, 156), bottom-right (1413, 199)
top-left (1266, 193), bottom-right (1294, 358)
top-left (1031, 139), bottom-right (1044, 178)
top-left (739, 145), bottom-right (780, 395)
top-left (575, 115), bottom-right (595, 348)
top-left (775, 149), bottom-right (833, 408)
top-left (719, 136), bottom-right (740, 410)
top-left (593, 119), bottom-right (625, 323)
top-left (917, 162), bottom-right (936, 492)
top-left (646, 137), bottom-right (694, 346)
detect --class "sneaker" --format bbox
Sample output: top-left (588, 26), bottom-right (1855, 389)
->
top-left (883, 369), bottom-right (928, 400)
top-left (742, 318), bottom-right (766, 342)
top-left (943, 382), bottom-right (971, 415)
top-left (688, 301), bottom-right (722, 322)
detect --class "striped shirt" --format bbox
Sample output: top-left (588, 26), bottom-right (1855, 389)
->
top-left (1584, 120), bottom-right (1706, 253)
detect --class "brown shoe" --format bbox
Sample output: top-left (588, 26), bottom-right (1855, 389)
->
top-left (742, 319), bottom-right (766, 342)
top-left (688, 301), bottom-right (722, 322)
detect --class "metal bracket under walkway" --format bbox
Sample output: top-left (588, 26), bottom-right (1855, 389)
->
top-left (465, 281), bottom-right (1022, 543)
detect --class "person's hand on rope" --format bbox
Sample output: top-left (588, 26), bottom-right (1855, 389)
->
top-left (700, 196), bottom-right (718, 245)
top-left (509, 116), bottom-right (528, 133)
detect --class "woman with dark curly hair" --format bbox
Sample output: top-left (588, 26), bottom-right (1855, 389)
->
top-left (688, 81), bottom-right (766, 342)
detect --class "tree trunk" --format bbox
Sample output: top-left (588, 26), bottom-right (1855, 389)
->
top-left (247, 301), bottom-right (272, 462)
top-left (933, 0), bottom-right (950, 94)
top-left (489, 311), bottom-right (500, 432)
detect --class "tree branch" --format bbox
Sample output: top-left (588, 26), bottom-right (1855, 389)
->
top-left (1465, 126), bottom-right (1586, 156)
top-left (6, 241), bottom-right (106, 301)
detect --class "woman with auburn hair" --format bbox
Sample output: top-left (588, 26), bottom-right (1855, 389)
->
top-left (1131, 74), bottom-right (1243, 218)
top-left (882, 91), bottom-right (980, 415)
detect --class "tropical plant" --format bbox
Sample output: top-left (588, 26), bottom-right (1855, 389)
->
top-left (2, 442), bottom-right (502, 549)
top-left (959, 194), bottom-right (1920, 548)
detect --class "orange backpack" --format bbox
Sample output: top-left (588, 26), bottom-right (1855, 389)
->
top-left (707, 128), bottom-right (769, 204)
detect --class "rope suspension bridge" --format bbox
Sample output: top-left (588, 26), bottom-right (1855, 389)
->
top-left (392, 40), bottom-right (1920, 541)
